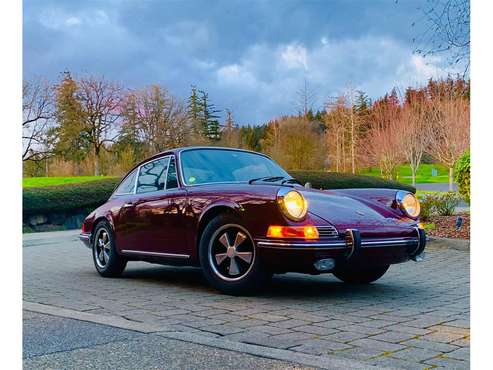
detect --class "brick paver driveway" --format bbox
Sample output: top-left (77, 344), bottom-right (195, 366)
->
top-left (23, 231), bottom-right (470, 369)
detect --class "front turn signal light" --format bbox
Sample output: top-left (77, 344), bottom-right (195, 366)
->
top-left (267, 225), bottom-right (319, 239)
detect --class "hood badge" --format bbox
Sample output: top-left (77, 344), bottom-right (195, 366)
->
top-left (355, 210), bottom-right (365, 216)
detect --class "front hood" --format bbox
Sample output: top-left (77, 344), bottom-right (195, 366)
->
top-left (300, 188), bottom-right (415, 234)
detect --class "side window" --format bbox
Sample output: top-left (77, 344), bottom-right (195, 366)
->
top-left (166, 157), bottom-right (179, 189)
top-left (136, 157), bottom-right (169, 194)
top-left (114, 169), bottom-right (138, 195)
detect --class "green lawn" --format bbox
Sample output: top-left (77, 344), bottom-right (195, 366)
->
top-left (360, 164), bottom-right (449, 184)
top-left (23, 176), bottom-right (118, 188)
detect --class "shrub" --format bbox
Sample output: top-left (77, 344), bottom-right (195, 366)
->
top-left (23, 178), bottom-right (121, 216)
top-left (418, 192), bottom-right (461, 219)
top-left (432, 192), bottom-right (461, 216)
top-left (418, 195), bottom-right (434, 221)
top-left (289, 171), bottom-right (416, 193)
top-left (454, 150), bottom-right (470, 204)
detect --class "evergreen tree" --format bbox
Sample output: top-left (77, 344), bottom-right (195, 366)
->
top-left (199, 90), bottom-right (221, 141)
top-left (354, 91), bottom-right (371, 136)
top-left (54, 71), bottom-right (88, 172)
top-left (187, 85), bottom-right (204, 137)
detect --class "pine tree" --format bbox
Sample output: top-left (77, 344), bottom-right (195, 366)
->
top-left (354, 90), bottom-right (371, 136)
top-left (187, 85), bottom-right (204, 137)
top-left (199, 90), bottom-right (221, 141)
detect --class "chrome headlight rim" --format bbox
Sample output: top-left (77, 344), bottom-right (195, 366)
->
top-left (396, 190), bottom-right (420, 219)
top-left (276, 188), bottom-right (308, 221)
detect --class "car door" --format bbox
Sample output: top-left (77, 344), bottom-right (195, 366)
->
top-left (111, 167), bottom-right (141, 250)
top-left (117, 155), bottom-right (190, 257)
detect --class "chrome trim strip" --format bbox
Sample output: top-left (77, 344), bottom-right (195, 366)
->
top-left (362, 239), bottom-right (418, 246)
top-left (257, 240), bottom-right (347, 248)
top-left (256, 237), bottom-right (418, 251)
top-left (121, 250), bottom-right (190, 259)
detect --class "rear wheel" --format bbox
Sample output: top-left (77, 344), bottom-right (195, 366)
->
top-left (199, 214), bottom-right (271, 295)
top-left (333, 265), bottom-right (390, 284)
top-left (92, 221), bottom-right (127, 277)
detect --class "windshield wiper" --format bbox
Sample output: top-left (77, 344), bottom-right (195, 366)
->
top-left (248, 176), bottom-right (286, 184)
top-left (281, 178), bottom-right (300, 185)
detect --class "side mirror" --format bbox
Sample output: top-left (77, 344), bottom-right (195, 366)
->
top-left (304, 182), bottom-right (312, 189)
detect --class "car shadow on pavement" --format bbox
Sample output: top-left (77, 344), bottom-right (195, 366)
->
top-left (119, 264), bottom-right (426, 298)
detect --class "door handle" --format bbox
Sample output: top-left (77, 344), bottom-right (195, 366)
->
top-left (122, 202), bottom-right (135, 208)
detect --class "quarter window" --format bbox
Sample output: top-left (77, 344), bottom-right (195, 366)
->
top-left (136, 157), bottom-right (169, 194)
top-left (114, 168), bottom-right (138, 195)
top-left (166, 157), bottom-right (179, 189)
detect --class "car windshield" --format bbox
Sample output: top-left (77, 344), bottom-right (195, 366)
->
top-left (180, 148), bottom-right (290, 186)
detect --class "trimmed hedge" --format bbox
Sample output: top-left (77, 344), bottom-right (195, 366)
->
top-left (23, 171), bottom-right (414, 218)
top-left (289, 171), bottom-right (416, 193)
top-left (23, 178), bottom-right (120, 216)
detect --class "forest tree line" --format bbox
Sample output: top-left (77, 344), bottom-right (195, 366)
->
top-left (23, 72), bottom-right (469, 188)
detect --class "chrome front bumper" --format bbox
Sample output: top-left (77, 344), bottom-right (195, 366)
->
top-left (256, 236), bottom-right (419, 250)
top-left (256, 227), bottom-right (427, 263)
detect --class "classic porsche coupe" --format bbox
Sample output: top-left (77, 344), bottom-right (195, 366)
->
top-left (79, 146), bottom-right (426, 295)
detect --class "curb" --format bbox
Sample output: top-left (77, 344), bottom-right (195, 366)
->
top-left (24, 301), bottom-right (385, 370)
top-left (427, 236), bottom-right (470, 251)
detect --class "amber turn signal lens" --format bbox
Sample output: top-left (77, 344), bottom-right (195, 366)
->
top-left (267, 225), bottom-right (319, 239)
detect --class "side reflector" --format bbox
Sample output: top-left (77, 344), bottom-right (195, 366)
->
top-left (267, 225), bottom-right (319, 239)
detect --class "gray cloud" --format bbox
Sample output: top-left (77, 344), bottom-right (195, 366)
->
top-left (23, 0), bottom-right (458, 124)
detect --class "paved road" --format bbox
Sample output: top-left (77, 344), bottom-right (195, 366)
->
top-left (414, 183), bottom-right (469, 213)
top-left (414, 183), bottom-right (458, 192)
top-left (24, 311), bottom-right (310, 370)
top-left (23, 230), bottom-right (470, 369)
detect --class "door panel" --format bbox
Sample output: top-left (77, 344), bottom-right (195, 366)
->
top-left (132, 189), bottom-right (189, 255)
top-left (115, 155), bottom-right (191, 256)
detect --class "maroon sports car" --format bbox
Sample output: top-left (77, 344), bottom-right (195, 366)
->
top-left (79, 147), bottom-right (426, 295)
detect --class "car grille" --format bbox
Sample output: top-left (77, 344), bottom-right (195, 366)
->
top-left (316, 225), bottom-right (339, 238)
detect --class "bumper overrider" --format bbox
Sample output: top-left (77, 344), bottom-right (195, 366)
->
top-left (79, 232), bottom-right (92, 248)
top-left (256, 227), bottom-right (426, 274)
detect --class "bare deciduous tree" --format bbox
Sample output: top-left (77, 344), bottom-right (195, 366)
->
top-left (264, 117), bottom-right (325, 170)
top-left (413, 0), bottom-right (470, 74)
top-left (428, 97), bottom-right (470, 190)
top-left (324, 96), bottom-right (348, 172)
top-left (122, 85), bottom-right (190, 156)
top-left (296, 78), bottom-right (316, 119)
top-left (23, 79), bottom-right (54, 161)
top-left (365, 101), bottom-right (404, 180)
top-left (76, 76), bottom-right (123, 176)
top-left (399, 99), bottom-right (433, 186)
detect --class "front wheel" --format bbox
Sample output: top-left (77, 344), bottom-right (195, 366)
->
top-left (199, 214), bottom-right (271, 295)
top-left (92, 221), bottom-right (127, 277)
top-left (333, 265), bottom-right (390, 284)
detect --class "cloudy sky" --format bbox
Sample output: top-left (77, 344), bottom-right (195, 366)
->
top-left (23, 0), bottom-right (457, 125)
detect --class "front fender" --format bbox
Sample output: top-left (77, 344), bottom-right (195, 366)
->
top-left (198, 199), bottom-right (244, 226)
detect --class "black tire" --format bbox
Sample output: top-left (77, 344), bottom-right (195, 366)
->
top-left (199, 213), bottom-right (271, 295)
top-left (333, 265), bottom-right (390, 284)
top-left (92, 220), bottom-right (127, 277)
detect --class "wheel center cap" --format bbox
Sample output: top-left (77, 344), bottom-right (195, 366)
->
top-left (226, 246), bottom-right (235, 258)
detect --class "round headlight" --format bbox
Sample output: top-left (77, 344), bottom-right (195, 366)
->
top-left (277, 189), bottom-right (308, 221)
top-left (396, 191), bottom-right (420, 219)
